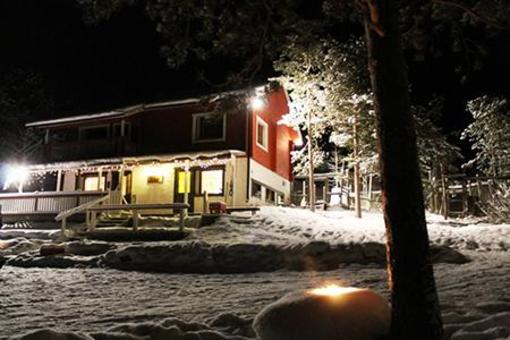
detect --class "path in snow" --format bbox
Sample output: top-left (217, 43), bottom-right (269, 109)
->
top-left (1, 252), bottom-right (508, 339)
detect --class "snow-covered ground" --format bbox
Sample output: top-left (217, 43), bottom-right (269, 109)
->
top-left (195, 206), bottom-right (510, 251)
top-left (1, 207), bottom-right (509, 339)
top-left (1, 251), bottom-right (509, 339)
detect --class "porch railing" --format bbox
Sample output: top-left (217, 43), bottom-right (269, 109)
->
top-left (0, 191), bottom-right (108, 214)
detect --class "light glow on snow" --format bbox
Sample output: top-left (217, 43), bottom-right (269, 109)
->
top-left (308, 284), bottom-right (360, 297)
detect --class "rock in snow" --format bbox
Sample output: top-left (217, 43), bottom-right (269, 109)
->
top-left (98, 241), bottom-right (469, 274)
top-left (253, 288), bottom-right (390, 340)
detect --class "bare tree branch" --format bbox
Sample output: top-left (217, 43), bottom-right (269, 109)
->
top-left (432, 0), bottom-right (508, 30)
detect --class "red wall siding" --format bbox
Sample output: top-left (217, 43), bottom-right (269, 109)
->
top-left (134, 104), bottom-right (247, 155)
top-left (251, 88), bottom-right (299, 180)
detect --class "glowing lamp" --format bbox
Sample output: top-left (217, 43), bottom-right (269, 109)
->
top-left (251, 96), bottom-right (266, 110)
top-left (308, 284), bottom-right (360, 297)
top-left (4, 164), bottom-right (29, 191)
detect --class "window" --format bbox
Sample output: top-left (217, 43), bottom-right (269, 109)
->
top-left (177, 171), bottom-right (191, 194)
top-left (80, 125), bottom-right (109, 141)
top-left (83, 176), bottom-right (106, 191)
top-left (266, 188), bottom-right (275, 203)
top-left (200, 169), bottom-right (224, 195)
top-left (251, 181), bottom-right (262, 199)
top-left (192, 113), bottom-right (226, 142)
top-left (256, 116), bottom-right (268, 150)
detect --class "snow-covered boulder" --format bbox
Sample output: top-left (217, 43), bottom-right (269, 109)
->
top-left (0, 238), bottom-right (41, 256)
top-left (7, 254), bottom-right (99, 268)
top-left (212, 244), bottom-right (283, 273)
top-left (253, 288), bottom-right (390, 340)
top-left (65, 241), bottom-right (116, 256)
top-left (14, 329), bottom-right (93, 340)
top-left (429, 245), bottom-right (471, 264)
top-left (101, 241), bottom-right (217, 273)
top-left (283, 241), bottom-right (345, 270)
top-left (40, 244), bottom-right (66, 256)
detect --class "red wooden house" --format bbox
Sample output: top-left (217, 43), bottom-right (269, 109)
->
top-left (1, 86), bottom-right (301, 216)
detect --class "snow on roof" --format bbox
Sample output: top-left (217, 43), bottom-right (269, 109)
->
top-left (26, 150), bottom-right (246, 172)
top-left (26, 84), bottom-right (270, 128)
top-left (26, 97), bottom-right (201, 128)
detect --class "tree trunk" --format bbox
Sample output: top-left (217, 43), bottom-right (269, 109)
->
top-left (307, 111), bottom-right (316, 212)
top-left (363, 1), bottom-right (444, 339)
top-left (353, 110), bottom-right (362, 218)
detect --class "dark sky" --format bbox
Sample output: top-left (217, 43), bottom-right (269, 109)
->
top-left (0, 0), bottom-right (508, 135)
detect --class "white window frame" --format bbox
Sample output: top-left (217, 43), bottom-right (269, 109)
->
top-left (256, 116), bottom-right (269, 151)
top-left (192, 112), bottom-right (227, 143)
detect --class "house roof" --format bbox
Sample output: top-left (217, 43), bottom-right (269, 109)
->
top-left (25, 97), bottom-right (201, 128)
top-left (25, 84), bottom-right (269, 129)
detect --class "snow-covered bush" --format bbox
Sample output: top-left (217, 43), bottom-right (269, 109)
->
top-left (478, 182), bottom-right (510, 223)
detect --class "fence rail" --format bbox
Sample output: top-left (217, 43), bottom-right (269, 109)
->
top-left (0, 191), bottom-right (108, 215)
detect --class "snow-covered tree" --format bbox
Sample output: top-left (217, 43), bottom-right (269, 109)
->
top-left (461, 96), bottom-right (510, 176)
top-left (275, 38), bottom-right (373, 215)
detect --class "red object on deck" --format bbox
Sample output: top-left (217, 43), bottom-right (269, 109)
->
top-left (209, 202), bottom-right (227, 214)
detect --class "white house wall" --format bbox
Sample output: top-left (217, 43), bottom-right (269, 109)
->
top-left (249, 159), bottom-right (291, 203)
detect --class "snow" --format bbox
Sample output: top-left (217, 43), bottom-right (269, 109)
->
top-left (0, 251), bottom-right (509, 339)
top-left (195, 207), bottom-right (510, 251)
top-left (0, 207), bottom-right (509, 339)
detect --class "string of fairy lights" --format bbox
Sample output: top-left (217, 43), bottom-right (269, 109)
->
top-left (5, 156), bottom-right (232, 189)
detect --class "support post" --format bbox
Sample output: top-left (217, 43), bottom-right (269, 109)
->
top-left (90, 211), bottom-right (97, 231)
top-left (132, 210), bottom-right (139, 231)
top-left (183, 161), bottom-right (190, 217)
top-left (56, 170), bottom-right (62, 192)
top-left (203, 191), bottom-right (209, 214)
top-left (61, 217), bottom-right (67, 238)
top-left (179, 208), bottom-right (185, 232)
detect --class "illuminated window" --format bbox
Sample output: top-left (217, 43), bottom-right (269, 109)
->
top-left (177, 172), bottom-right (191, 194)
top-left (84, 176), bottom-right (106, 191)
top-left (200, 169), bottom-right (224, 195)
top-left (192, 113), bottom-right (226, 142)
top-left (256, 116), bottom-right (268, 151)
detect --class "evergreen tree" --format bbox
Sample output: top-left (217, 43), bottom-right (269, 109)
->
top-left (461, 95), bottom-right (510, 176)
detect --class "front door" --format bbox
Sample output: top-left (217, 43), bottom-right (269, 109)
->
top-left (174, 168), bottom-right (194, 211)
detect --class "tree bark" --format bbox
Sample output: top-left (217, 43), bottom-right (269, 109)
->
top-left (353, 110), bottom-right (362, 218)
top-left (307, 111), bottom-right (316, 212)
top-left (363, 0), bottom-right (444, 339)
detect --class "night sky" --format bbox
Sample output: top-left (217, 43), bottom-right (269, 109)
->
top-left (1, 0), bottom-right (508, 135)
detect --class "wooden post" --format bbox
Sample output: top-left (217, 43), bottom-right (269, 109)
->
top-left (183, 161), bottom-right (190, 217)
top-left (97, 168), bottom-right (103, 191)
top-left (179, 208), bottom-right (185, 232)
top-left (203, 191), bottom-right (209, 214)
top-left (90, 211), bottom-right (97, 231)
top-left (230, 154), bottom-right (237, 207)
top-left (56, 170), bottom-right (62, 192)
top-left (132, 210), bottom-right (138, 231)
top-left (61, 217), bottom-right (67, 237)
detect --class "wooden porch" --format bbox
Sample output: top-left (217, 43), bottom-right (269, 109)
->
top-left (0, 191), bottom-right (110, 224)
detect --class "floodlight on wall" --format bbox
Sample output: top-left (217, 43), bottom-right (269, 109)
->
top-left (250, 96), bottom-right (266, 110)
